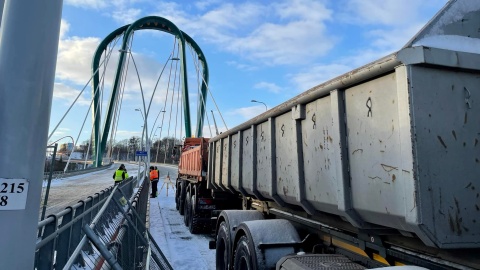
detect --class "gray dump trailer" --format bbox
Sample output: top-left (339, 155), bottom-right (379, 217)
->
top-left (176, 0), bottom-right (480, 269)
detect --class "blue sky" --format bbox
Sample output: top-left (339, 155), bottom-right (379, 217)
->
top-left (49, 0), bottom-right (449, 147)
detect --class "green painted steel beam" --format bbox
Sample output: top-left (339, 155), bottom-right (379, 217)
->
top-left (182, 31), bottom-right (209, 138)
top-left (92, 25), bottom-right (130, 166)
top-left (94, 17), bottom-right (191, 166)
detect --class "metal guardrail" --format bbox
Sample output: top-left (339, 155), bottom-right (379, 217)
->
top-left (42, 162), bottom-right (114, 180)
top-left (35, 174), bottom-right (172, 270)
top-left (34, 177), bottom-right (135, 270)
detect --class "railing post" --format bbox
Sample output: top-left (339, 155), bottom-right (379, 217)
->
top-left (56, 206), bottom-right (74, 269)
top-left (71, 201), bottom-right (86, 267)
top-left (36, 215), bottom-right (58, 269)
top-left (82, 196), bottom-right (95, 254)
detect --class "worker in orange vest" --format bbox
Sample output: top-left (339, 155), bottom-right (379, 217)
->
top-left (150, 166), bottom-right (159, 198)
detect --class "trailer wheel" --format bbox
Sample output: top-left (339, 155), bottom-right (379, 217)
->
top-left (216, 221), bottom-right (230, 270)
top-left (184, 190), bottom-right (191, 227)
top-left (215, 210), bottom-right (265, 270)
top-left (233, 235), bottom-right (254, 270)
top-left (189, 194), bottom-right (202, 234)
top-left (233, 220), bottom-right (301, 269)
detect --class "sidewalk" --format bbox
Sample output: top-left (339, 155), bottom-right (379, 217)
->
top-left (148, 176), bottom-right (215, 269)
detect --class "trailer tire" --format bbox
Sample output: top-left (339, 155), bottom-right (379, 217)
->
top-left (184, 190), bottom-right (191, 227)
top-left (189, 194), bottom-right (203, 234)
top-left (179, 181), bottom-right (186, 215)
top-left (175, 182), bottom-right (180, 210)
top-left (216, 221), bottom-right (230, 270)
top-left (233, 235), bottom-right (254, 270)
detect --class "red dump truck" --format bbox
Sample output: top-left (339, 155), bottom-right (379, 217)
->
top-left (175, 1), bottom-right (480, 269)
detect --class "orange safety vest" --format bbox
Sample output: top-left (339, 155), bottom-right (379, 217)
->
top-left (150, 169), bottom-right (158, 181)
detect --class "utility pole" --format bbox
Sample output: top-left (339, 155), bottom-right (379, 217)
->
top-left (0, 0), bottom-right (63, 269)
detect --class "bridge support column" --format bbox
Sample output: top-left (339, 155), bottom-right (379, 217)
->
top-left (0, 0), bottom-right (63, 269)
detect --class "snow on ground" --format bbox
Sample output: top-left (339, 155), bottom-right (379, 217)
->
top-left (149, 166), bottom-right (216, 270)
top-left (40, 162), bottom-right (143, 217)
top-left (39, 162), bottom-right (215, 268)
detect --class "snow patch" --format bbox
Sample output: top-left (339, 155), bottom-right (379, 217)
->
top-left (428, 1), bottom-right (480, 36)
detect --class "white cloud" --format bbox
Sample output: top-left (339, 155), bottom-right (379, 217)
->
top-left (56, 36), bottom-right (101, 84)
top-left (65, 0), bottom-right (109, 9)
top-left (111, 8), bottom-right (142, 24)
top-left (53, 83), bottom-right (91, 106)
top-left (60, 19), bottom-right (70, 39)
top-left (290, 63), bottom-right (352, 92)
top-left (345, 0), bottom-right (424, 26)
top-left (228, 106), bottom-right (265, 121)
top-left (254, 82), bottom-right (282, 94)
top-left (155, 0), bottom-right (336, 65)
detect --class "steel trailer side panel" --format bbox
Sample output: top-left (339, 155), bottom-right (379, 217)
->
top-left (214, 140), bottom-right (225, 190)
top-left (408, 66), bottom-right (480, 248)
top-left (301, 96), bottom-right (342, 215)
top-left (221, 136), bottom-right (230, 189)
top-left (256, 121), bottom-right (274, 200)
top-left (275, 112), bottom-right (299, 205)
top-left (241, 127), bottom-right (254, 194)
top-left (230, 132), bottom-right (241, 190)
top-left (345, 72), bottom-right (410, 231)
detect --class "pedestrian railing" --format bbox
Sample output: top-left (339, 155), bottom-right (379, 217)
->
top-left (35, 176), bottom-right (172, 270)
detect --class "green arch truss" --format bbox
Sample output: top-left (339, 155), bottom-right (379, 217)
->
top-left (91, 16), bottom-right (209, 166)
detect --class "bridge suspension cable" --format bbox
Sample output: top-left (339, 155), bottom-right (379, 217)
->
top-left (47, 34), bottom-right (122, 171)
top-left (47, 36), bottom-right (122, 142)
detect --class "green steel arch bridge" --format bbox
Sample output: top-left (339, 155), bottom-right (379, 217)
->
top-left (89, 16), bottom-right (209, 167)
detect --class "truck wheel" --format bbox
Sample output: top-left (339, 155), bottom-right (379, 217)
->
top-left (189, 194), bottom-right (202, 234)
top-left (233, 235), bottom-right (254, 270)
top-left (184, 190), bottom-right (191, 227)
top-left (179, 181), bottom-right (186, 215)
top-left (216, 221), bottom-right (230, 270)
top-left (175, 182), bottom-right (180, 210)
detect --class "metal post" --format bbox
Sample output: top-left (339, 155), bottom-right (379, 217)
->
top-left (40, 144), bottom-right (57, 222)
top-left (0, 1), bottom-right (63, 269)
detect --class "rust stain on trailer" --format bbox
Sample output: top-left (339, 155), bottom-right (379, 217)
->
top-left (381, 164), bottom-right (398, 172)
top-left (352, 149), bottom-right (363, 155)
top-left (475, 138), bottom-right (478, 147)
top-left (283, 186), bottom-right (289, 196)
top-left (392, 174), bottom-right (396, 182)
top-left (452, 130), bottom-right (457, 141)
top-left (465, 182), bottom-right (472, 189)
top-left (437, 136), bottom-right (447, 149)
top-left (464, 112), bottom-right (468, 124)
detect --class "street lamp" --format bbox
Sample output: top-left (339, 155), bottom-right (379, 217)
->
top-left (251, 99), bottom-right (267, 111)
top-left (155, 126), bottom-right (162, 163)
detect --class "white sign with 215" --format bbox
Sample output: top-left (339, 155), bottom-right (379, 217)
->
top-left (0, 178), bottom-right (29, 210)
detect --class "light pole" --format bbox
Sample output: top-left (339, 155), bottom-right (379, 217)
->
top-left (251, 99), bottom-right (268, 111)
top-left (135, 108), bottom-right (146, 182)
top-left (155, 126), bottom-right (162, 163)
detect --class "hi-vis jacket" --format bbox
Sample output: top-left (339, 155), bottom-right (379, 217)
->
top-left (113, 170), bottom-right (125, 182)
top-left (150, 170), bottom-right (159, 181)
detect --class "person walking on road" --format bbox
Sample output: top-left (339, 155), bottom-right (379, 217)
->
top-left (150, 166), bottom-right (159, 198)
top-left (113, 164), bottom-right (126, 185)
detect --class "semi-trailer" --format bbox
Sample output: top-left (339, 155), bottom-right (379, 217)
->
top-left (175, 1), bottom-right (480, 269)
